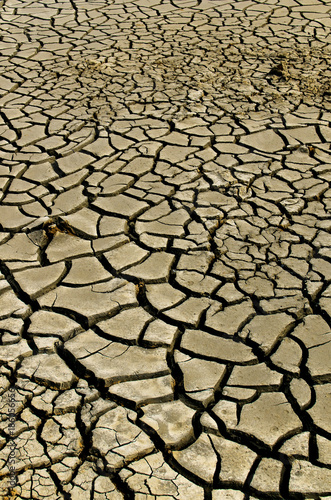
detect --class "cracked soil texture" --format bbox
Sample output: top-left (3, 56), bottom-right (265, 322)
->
top-left (0, 0), bottom-right (331, 498)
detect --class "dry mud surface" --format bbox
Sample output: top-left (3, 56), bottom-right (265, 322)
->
top-left (0, 0), bottom-right (331, 498)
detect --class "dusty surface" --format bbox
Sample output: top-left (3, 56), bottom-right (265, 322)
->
top-left (0, 0), bottom-right (331, 498)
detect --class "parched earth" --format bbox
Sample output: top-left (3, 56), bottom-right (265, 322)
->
top-left (0, 0), bottom-right (331, 498)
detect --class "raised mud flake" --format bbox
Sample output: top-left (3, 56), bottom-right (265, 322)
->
top-left (14, 262), bottom-right (66, 299)
top-left (92, 405), bottom-right (154, 471)
top-left (227, 363), bottom-right (283, 389)
top-left (51, 185), bottom-right (88, 215)
top-left (289, 460), bottom-right (331, 494)
top-left (205, 300), bottom-right (255, 336)
top-left (0, 288), bottom-right (31, 320)
top-left (108, 375), bottom-right (174, 408)
top-left (0, 429), bottom-right (50, 477)
top-left (99, 172), bottom-right (135, 195)
top-left (239, 312), bottom-right (295, 354)
top-left (61, 207), bottom-right (101, 238)
top-left (159, 145), bottom-right (198, 163)
top-left (239, 128), bottom-right (285, 153)
top-left (250, 457), bottom-right (283, 494)
top-left (64, 329), bottom-right (169, 386)
top-left (146, 282), bottom-right (186, 311)
top-left (136, 208), bottom-right (191, 238)
top-left (0, 232), bottom-right (40, 262)
top-left (308, 383), bottom-right (331, 434)
top-left (56, 151), bottom-right (93, 175)
top-left (28, 310), bottom-right (82, 341)
top-left (279, 431), bottom-right (310, 458)
top-left (270, 337), bottom-right (303, 374)
top-left (175, 270), bottom-right (220, 295)
top-left (120, 451), bottom-right (205, 499)
top-left (212, 491), bottom-right (245, 500)
top-left (317, 435), bottom-right (331, 465)
top-left (291, 315), bottom-right (331, 381)
top-left (197, 190), bottom-right (238, 212)
top-left (45, 232), bottom-right (93, 263)
top-left (41, 413), bottom-right (83, 462)
top-left (140, 400), bottom-right (196, 449)
top-left (172, 433), bottom-right (217, 483)
top-left (17, 353), bottom-right (78, 390)
top-left (63, 461), bottom-right (124, 500)
top-left (181, 329), bottom-right (257, 364)
top-left (97, 307), bottom-right (153, 342)
top-left (164, 296), bottom-right (212, 327)
top-left (142, 319), bottom-right (179, 348)
top-left (93, 193), bottom-right (149, 218)
top-left (290, 378), bottom-right (312, 409)
top-left (104, 241), bottom-right (149, 272)
top-left (236, 392), bottom-right (302, 447)
top-left (0, 339), bottom-right (32, 365)
top-left (63, 256), bottom-right (112, 285)
top-left (211, 434), bottom-right (257, 485)
top-left (38, 279), bottom-right (137, 327)
top-left (175, 353), bottom-right (227, 404)
top-left (123, 251), bottom-right (175, 283)
top-left (0, 205), bottom-right (36, 231)
top-left (98, 215), bottom-right (127, 236)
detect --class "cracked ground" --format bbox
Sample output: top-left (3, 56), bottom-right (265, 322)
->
top-left (0, 0), bottom-right (331, 498)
